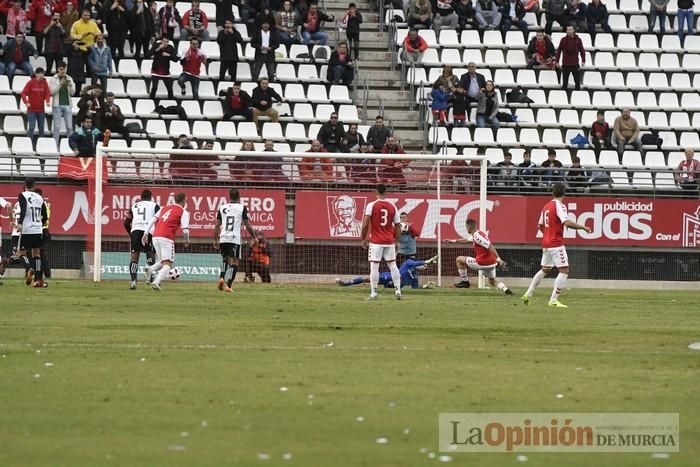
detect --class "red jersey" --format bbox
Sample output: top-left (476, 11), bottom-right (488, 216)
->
top-left (472, 230), bottom-right (498, 265)
top-left (152, 204), bottom-right (190, 240)
top-left (364, 199), bottom-right (399, 244)
top-left (538, 199), bottom-right (568, 248)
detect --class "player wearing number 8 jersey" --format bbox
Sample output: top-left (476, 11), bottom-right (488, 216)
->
top-left (522, 183), bottom-right (591, 308)
top-left (143, 193), bottom-right (190, 291)
top-left (360, 184), bottom-right (403, 300)
top-left (124, 190), bottom-right (160, 290)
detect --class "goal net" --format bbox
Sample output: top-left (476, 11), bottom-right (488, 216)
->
top-left (90, 144), bottom-right (489, 288)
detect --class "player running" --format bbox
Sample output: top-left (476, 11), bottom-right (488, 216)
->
top-left (445, 218), bottom-right (512, 294)
top-left (124, 190), bottom-right (160, 290)
top-left (3, 199), bottom-right (33, 282)
top-left (336, 255), bottom-right (439, 289)
top-left (360, 184), bottom-right (403, 300)
top-left (522, 183), bottom-right (591, 308)
top-left (16, 178), bottom-right (49, 288)
top-left (213, 188), bottom-right (258, 293)
top-left (142, 193), bottom-right (190, 291)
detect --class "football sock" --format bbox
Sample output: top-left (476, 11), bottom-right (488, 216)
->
top-left (150, 261), bottom-right (164, 274)
top-left (388, 261), bottom-right (401, 292)
top-left (497, 282), bottom-right (507, 292)
top-left (154, 264), bottom-right (170, 286)
top-left (458, 268), bottom-right (469, 280)
top-left (33, 257), bottom-right (42, 281)
top-left (226, 264), bottom-right (238, 288)
top-left (220, 262), bottom-right (228, 280)
top-left (351, 277), bottom-right (364, 285)
top-left (369, 262), bottom-right (380, 295)
top-left (551, 273), bottom-right (568, 302)
top-left (146, 256), bottom-right (155, 266)
top-left (526, 269), bottom-right (546, 297)
top-left (129, 261), bottom-right (138, 281)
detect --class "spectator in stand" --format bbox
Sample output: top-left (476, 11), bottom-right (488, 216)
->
top-left (318, 112), bottom-right (346, 153)
top-left (398, 212), bottom-right (420, 263)
top-left (541, 149), bottom-right (564, 185)
top-left (43, 12), bottom-right (66, 74)
top-left (99, 91), bottom-right (130, 143)
top-left (168, 134), bottom-right (197, 179)
top-left (67, 40), bottom-right (86, 96)
top-left (3, 33), bottom-right (36, 82)
top-left (587, 0), bottom-right (612, 37)
top-left (257, 139), bottom-right (289, 182)
top-left (407, 0), bottom-right (433, 29)
top-left (301, 3), bottom-right (334, 45)
top-left (238, 0), bottom-right (257, 34)
top-left (194, 140), bottom-right (219, 180)
top-left (455, 0), bottom-right (476, 31)
top-left (86, 0), bottom-right (104, 30)
top-left (181, 0), bottom-right (210, 41)
top-left (60, 2), bottom-right (79, 55)
top-left (251, 77), bottom-right (283, 126)
top-left (500, 0), bottom-right (529, 41)
top-left (221, 82), bottom-right (253, 121)
top-left (380, 136), bottom-right (409, 185)
top-left (675, 148), bottom-right (700, 190)
top-left (3, 1), bottom-right (29, 38)
top-left (367, 115), bottom-right (392, 151)
top-left (215, 0), bottom-right (235, 29)
top-left (519, 150), bottom-right (538, 187)
top-left (496, 152), bottom-right (519, 186)
top-left (590, 110), bottom-right (612, 153)
top-left (476, 80), bottom-right (500, 129)
top-left (568, 0), bottom-right (587, 32)
top-left (434, 0), bottom-right (459, 31)
top-left (677, 0), bottom-right (694, 40)
top-left (402, 28), bottom-right (428, 64)
top-left (68, 115), bottom-right (102, 156)
top-left (344, 123), bottom-right (365, 152)
top-left (351, 143), bottom-right (377, 184)
top-left (300, 139), bottom-right (333, 181)
top-left (157, 0), bottom-right (181, 42)
top-left (458, 62), bottom-right (486, 108)
top-left (28, 0), bottom-right (63, 55)
top-left (178, 37), bottom-right (207, 99)
top-left (103, 0), bottom-right (129, 63)
top-left (434, 66), bottom-right (459, 91)
top-left (76, 84), bottom-right (104, 126)
top-left (566, 155), bottom-right (589, 191)
top-left (48, 62), bottom-right (75, 145)
top-left (327, 41), bottom-right (354, 85)
top-left (229, 139), bottom-right (256, 180)
top-left (526, 31), bottom-right (557, 69)
top-left (542, 0), bottom-right (571, 35)
top-left (556, 25), bottom-right (585, 91)
top-left (475, 0), bottom-right (502, 30)
top-left (148, 37), bottom-right (177, 99)
top-left (612, 108), bottom-right (642, 158)
top-left (431, 81), bottom-right (451, 126)
top-left (21, 68), bottom-right (51, 143)
top-left (648, 0), bottom-right (668, 34)
top-left (88, 33), bottom-right (112, 91)
top-left (452, 86), bottom-right (468, 126)
top-left (255, 6), bottom-right (277, 30)
top-left (342, 2), bottom-right (362, 60)
top-left (276, 0), bottom-right (300, 45)
top-left (244, 233), bottom-right (272, 283)
top-left (251, 21), bottom-right (279, 82)
top-left (128, 0), bottom-right (155, 64)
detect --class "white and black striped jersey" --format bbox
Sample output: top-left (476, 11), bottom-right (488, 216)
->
top-left (18, 191), bottom-right (47, 235)
top-left (130, 200), bottom-right (160, 233)
top-left (217, 203), bottom-right (248, 245)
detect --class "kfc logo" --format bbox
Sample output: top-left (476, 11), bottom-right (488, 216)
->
top-left (682, 206), bottom-right (700, 247)
top-left (327, 195), bottom-right (366, 237)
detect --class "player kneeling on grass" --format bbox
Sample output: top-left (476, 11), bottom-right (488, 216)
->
top-left (336, 255), bottom-right (439, 289)
top-left (142, 193), bottom-right (190, 291)
top-left (445, 218), bottom-right (512, 294)
top-left (214, 188), bottom-right (259, 293)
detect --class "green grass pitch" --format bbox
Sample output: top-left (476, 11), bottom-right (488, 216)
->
top-left (0, 279), bottom-right (698, 466)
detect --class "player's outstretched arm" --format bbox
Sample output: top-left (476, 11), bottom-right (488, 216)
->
top-left (563, 219), bottom-right (592, 234)
top-left (444, 238), bottom-right (470, 244)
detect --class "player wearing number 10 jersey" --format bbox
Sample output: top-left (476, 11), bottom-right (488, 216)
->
top-left (17, 178), bottom-right (48, 288)
top-left (124, 190), bottom-right (160, 290)
top-left (360, 184), bottom-right (403, 300)
top-left (522, 184), bottom-right (591, 308)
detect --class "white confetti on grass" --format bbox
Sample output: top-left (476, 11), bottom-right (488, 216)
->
top-left (556, 393), bottom-right (564, 399)
top-left (356, 416), bottom-right (364, 422)
top-left (168, 445), bottom-right (186, 452)
top-left (419, 448), bottom-right (428, 454)
top-left (140, 358), bottom-right (146, 362)
top-left (44, 362), bottom-right (54, 367)
top-left (375, 437), bottom-right (389, 444)
top-left (180, 432), bottom-right (189, 438)
top-left (652, 453), bottom-right (671, 459)
top-left (403, 428), bottom-right (410, 435)
top-left (279, 387), bottom-right (289, 392)
top-left (438, 455), bottom-right (453, 462)
top-left (282, 453), bottom-right (292, 460)
top-left (516, 454), bottom-right (529, 462)
top-left (688, 343), bottom-right (700, 350)
top-left (33, 373), bottom-right (40, 378)
top-left (257, 453), bottom-right (270, 460)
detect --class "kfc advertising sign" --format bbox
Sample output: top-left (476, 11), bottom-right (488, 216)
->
top-left (0, 185), bottom-right (286, 238)
top-left (294, 191), bottom-right (700, 248)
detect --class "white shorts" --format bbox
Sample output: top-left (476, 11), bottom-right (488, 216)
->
top-left (153, 237), bottom-right (175, 263)
top-left (541, 246), bottom-right (569, 268)
top-left (368, 243), bottom-right (396, 263)
top-left (465, 256), bottom-right (497, 278)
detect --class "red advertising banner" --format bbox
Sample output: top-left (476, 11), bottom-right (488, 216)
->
top-left (0, 185), bottom-right (286, 238)
top-left (58, 157), bottom-right (109, 181)
top-left (294, 191), bottom-right (700, 248)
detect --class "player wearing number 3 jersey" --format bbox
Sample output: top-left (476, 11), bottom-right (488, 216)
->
top-left (360, 184), bottom-right (403, 300)
top-left (522, 184), bottom-right (591, 308)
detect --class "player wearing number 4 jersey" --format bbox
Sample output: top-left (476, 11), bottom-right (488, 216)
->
top-left (522, 184), bottom-right (591, 308)
top-left (360, 184), bottom-right (403, 300)
top-left (214, 189), bottom-right (258, 293)
top-left (124, 190), bottom-right (160, 290)
top-left (143, 193), bottom-right (190, 291)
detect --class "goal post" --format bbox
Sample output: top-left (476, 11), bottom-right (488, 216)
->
top-left (93, 143), bottom-right (488, 287)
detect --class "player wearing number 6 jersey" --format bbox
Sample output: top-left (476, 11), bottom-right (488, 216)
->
top-left (124, 189), bottom-right (160, 290)
top-left (522, 183), bottom-right (591, 308)
top-left (214, 188), bottom-right (258, 293)
top-left (143, 193), bottom-right (190, 291)
top-left (17, 179), bottom-right (48, 288)
top-left (360, 184), bottom-right (403, 300)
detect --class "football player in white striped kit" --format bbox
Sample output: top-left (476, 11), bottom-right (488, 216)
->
top-left (124, 189), bottom-right (160, 290)
top-left (213, 188), bottom-right (259, 293)
top-left (16, 179), bottom-right (48, 288)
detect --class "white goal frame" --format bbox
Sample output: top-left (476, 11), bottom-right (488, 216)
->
top-left (94, 144), bottom-right (488, 287)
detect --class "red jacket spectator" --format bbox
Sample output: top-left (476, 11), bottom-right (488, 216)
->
top-left (300, 141), bottom-right (333, 181)
top-left (675, 151), bottom-right (700, 185)
top-left (181, 45), bottom-right (206, 76)
top-left (21, 76), bottom-right (51, 112)
top-left (403, 33), bottom-right (428, 53)
top-left (556, 34), bottom-right (585, 66)
top-left (380, 139), bottom-right (410, 184)
top-left (28, 0), bottom-right (65, 35)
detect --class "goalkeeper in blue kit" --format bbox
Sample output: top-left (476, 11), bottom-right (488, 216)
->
top-left (336, 255), bottom-right (439, 289)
